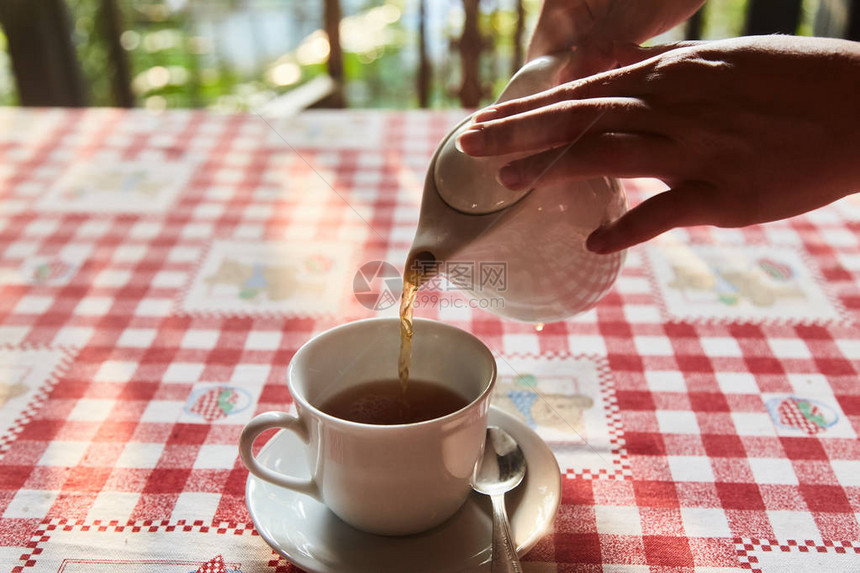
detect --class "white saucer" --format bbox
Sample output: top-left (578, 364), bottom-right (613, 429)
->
top-left (245, 406), bottom-right (561, 573)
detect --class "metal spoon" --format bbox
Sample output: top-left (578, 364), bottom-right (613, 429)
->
top-left (471, 426), bottom-right (527, 573)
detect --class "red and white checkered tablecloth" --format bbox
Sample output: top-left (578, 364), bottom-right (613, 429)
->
top-left (0, 107), bottom-right (859, 572)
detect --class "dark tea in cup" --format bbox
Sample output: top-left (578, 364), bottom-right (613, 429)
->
top-left (319, 379), bottom-right (468, 425)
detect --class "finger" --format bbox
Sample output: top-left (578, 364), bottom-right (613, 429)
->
top-left (586, 181), bottom-right (715, 253)
top-left (498, 132), bottom-right (680, 190)
top-left (476, 41), bottom-right (710, 125)
top-left (459, 97), bottom-right (656, 157)
top-left (613, 40), bottom-right (704, 67)
top-left (472, 66), bottom-right (645, 125)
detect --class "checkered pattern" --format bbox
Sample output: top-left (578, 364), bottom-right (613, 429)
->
top-left (735, 537), bottom-right (860, 572)
top-left (563, 362), bottom-right (633, 481)
top-left (1, 108), bottom-right (859, 571)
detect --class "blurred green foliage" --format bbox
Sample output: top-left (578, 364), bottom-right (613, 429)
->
top-left (68, 0), bottom-right (114, 106)
top-left (0, 30), bottom-right (15, 106)
top-left (0, 0), bottom-right (834, 109)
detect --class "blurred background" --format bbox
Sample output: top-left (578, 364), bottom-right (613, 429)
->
top-left (0, 0), bottom-right (857, 111)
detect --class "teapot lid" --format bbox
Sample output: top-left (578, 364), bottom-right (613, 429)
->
top-left (433, 52), bottom-right (572, 215)
top-left (433, 122), bottom-right (530, 215)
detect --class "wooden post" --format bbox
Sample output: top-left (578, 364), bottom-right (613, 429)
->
top-left (99, 0), bottom-right (134, 108)
top-left (323, 0), bottom-right (345, 108)
top-left (848, 0), bottom-right (860, 40)
top-left (417, 0), bottom-right (431, 107)
top-left (744, 0), bottom-right (802, 35)
top-left (684, 6), bottom-right (705, 40)
top-left (0, 0), bottom-right (87, 106)
top-left (459, 0), bottom-right (482, 108)
top-left (511, 0), bottom-right (525, 75)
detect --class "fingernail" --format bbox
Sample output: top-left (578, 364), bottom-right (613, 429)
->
top-left (473, 107), bottom-right (499, 122)
top-left (586, 227), bottom-right (611, 253)
top-left (497, 164), bottom-right (523, 189)
top-left (457, 127), bottom-right (484, 155)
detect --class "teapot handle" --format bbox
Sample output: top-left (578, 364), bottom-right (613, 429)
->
top-left (495, 52), bottom-right (573, 104)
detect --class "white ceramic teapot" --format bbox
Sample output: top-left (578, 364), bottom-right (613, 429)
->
top-left (407, 52), bottom-right (628, 324)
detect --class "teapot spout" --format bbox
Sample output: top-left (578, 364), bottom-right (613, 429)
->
top-left (407, 133), bottom-right (510, 283)
top-left (403, 249), bottom-right (438, 286)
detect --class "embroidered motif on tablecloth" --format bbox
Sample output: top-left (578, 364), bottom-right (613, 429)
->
top-left (189, 387), bottom-right (241, 422)
top-left (183, 384), bottom-right (253, 424)
top-left (646, 241), bottom-right (843, 322)
top-left (768, 396), bottom-right (840, 435)
top-left (0, 349), bottom-right (72, 453)
top-left (492, 355), bottom-right (630, 480)
top-left (778, 397), bottom-right (828, 435)
top-left (196, 554), bottom-right (229, 573)
top-left (265, 111), bottom-right (386, 149)
top-left (37, 160), bottom-right (193, 213)
top-left (761, 375), bottom-right (854, 438)
top-left (180, 240), bottom-right (357, 317)
top-left (1, 246), bottom-right (90, 288)
top-left (25, 258), bottom-right (74, 284)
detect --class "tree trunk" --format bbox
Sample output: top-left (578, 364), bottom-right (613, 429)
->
top-left (99, 0), bottom-right (134, 107)
top-left (744, 0), bottom-right (802, 35)
top-left (512, 0), bottom-right (525, 74)
top-left (684, 6), bottom-right (705, 40)
top-left (417, 0), bottom-right (431, 107)
top-left (848, 0), bottom-right (860, 39)
top-left (323, 0), bottom-right (345, 107)
top-left (459, 0), bottom-right (482, 108)
top-left (0, 0), bottom-right (87, 106)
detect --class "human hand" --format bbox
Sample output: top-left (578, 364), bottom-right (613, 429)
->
top-left (528, 0), bottom-right (705, 78)
top-left (458, 36), bottom-right (860, 253)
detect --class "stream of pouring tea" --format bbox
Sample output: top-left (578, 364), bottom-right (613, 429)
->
top-left (397, 275), bottom-right (420, 391)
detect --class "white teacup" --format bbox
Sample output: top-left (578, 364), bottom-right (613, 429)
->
top-left (239, 317), bottom-right (497, 536)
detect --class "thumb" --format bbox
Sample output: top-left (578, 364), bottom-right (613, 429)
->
top-left (526, 2), bottom-right (578, 62)
top-left (557, 40), bottom-right (617, 83)
top-left (586, 182), bottom-right (714, 253)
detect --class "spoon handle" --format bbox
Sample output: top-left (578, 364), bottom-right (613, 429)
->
top-left (490, 493), bottom-right (523, 573)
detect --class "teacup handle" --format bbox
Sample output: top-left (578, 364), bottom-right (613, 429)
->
top-left (239, 411), bottom-right (320, 499)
